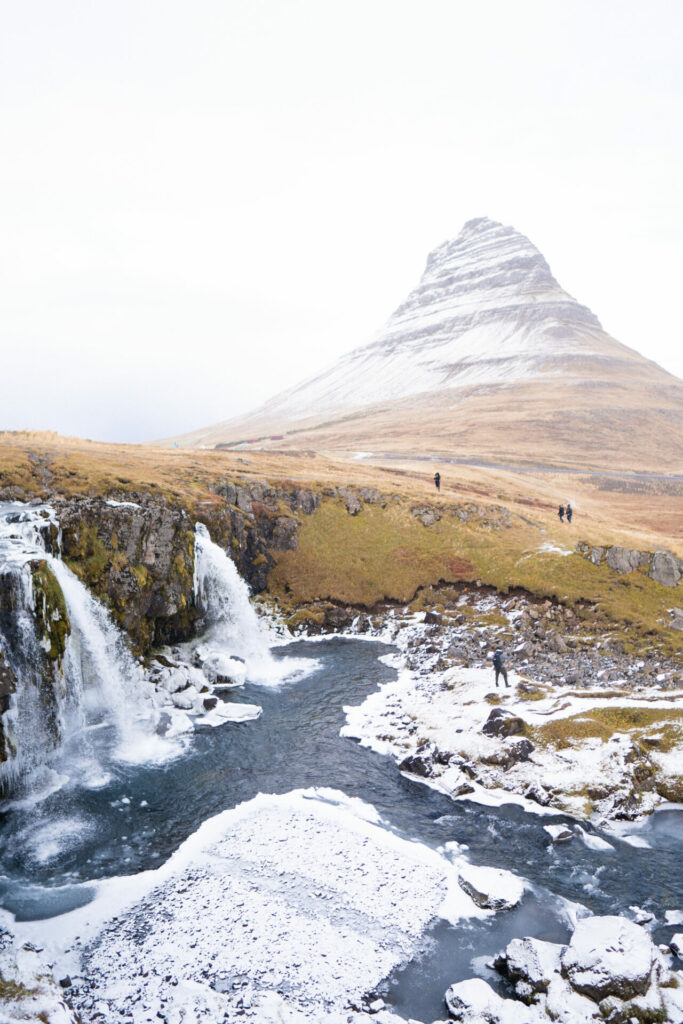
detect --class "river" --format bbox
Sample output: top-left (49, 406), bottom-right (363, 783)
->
top-left (1, 636), bottom-right (681, 1022)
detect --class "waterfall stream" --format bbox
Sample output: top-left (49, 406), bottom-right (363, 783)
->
top-left (0, 504), bottom-right (152, 795)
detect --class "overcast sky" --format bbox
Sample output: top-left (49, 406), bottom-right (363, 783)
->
top-left (1, 0), bottom-right (681, 442)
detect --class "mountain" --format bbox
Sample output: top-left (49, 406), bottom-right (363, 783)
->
top-left (173, 218), bottom-right (683, 471)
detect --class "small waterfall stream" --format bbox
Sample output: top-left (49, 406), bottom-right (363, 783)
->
top-left (193, 522), bottom-right (277, 679)
top-left (0, 504), bottom-right (150, 794)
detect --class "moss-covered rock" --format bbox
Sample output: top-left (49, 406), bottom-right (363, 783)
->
top-left (58, 499), bottom-right (199, 654)
top-left (31, 560), bottom-right (70, 663)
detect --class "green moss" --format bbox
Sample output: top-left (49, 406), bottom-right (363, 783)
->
top-left (31, 561), bottom-right (70, 661)
top-left (64, 522), bottom-right (110, 583)
top-left (285, 608), bottom-right (326, 631)
top-left (133, 564), bottom-right (150, 588)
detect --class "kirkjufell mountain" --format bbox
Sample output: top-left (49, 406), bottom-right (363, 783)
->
top-left (175, 218), bottom-right (683, 471)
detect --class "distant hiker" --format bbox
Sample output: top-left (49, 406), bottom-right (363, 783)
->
top-left (492, 648), bottom-right (509, 688)
top-left (558, 504), bottom-right (565, 523)
top-left (434, 472), bottom-right (441, 491)
top-left (566, 503), bottom-right (573, 523)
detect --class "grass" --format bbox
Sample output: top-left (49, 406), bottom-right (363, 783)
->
top-left (1, 431), bottom-right (682, 647)
top-left (533, 707), bottom-right (683, 751)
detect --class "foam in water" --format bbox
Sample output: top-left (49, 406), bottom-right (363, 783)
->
top-left (193, 523), bottom-right (315, 686)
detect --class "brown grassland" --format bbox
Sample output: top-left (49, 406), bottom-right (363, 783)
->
top-left (1, 431), bottom-right (681, 650)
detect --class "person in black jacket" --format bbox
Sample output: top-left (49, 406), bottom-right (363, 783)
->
top-left (492, 648), bottom-right (509, 687)
top-left (558, 504), bottom-right (565, 523)
top-left (434, 472), bottom-right (441, 491)
top-left (566, 502), bottom-right (573, 523)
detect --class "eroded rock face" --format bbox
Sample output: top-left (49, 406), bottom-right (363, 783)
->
top-left (58, 499), bottom-right (197, 654)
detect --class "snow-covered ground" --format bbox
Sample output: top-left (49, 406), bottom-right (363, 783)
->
top-left (340, 601), bottom-right (683, 822)
top-left (13, 788), bottom-right (493, 1024)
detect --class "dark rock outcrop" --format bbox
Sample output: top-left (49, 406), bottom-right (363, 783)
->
top-left (58, 499), bottom-right (197, 654)
top-left (577, 541), bottom-right (682, 588)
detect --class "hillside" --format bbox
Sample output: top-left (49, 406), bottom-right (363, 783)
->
top-left (171, 218), bottom-right (683, 472)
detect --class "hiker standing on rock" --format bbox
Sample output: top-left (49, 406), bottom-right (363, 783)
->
top-left (566, 502), bottom-right (573, 523)
top-left (434, 472), bottom-right (441, 491)
top-left (558, 504), bottom-right (565, 523)
top-left (492, 648), bottom-right (509, 688)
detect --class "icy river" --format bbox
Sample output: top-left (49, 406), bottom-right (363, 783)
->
top-left (1, 635), bottom-right (682, 1022)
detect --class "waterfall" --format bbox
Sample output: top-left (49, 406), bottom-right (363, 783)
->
top-left (193, 523), bottom-right (276, 678)
top-left (0, 503), bottom-right (152, 795)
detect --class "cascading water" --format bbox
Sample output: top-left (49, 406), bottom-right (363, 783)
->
top-left (192, 523), bottom-right (315, 685)
top-left (0, 503), bottom-right (155, 796)
top-left (193, 523), bottom-right (276, 678)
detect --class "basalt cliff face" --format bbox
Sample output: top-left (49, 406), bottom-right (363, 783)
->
top-left (175, 217), bottom-right (683, 471)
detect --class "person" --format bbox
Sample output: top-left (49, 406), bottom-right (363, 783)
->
top-left (558, 504), bottom-right (565, 523)
top-left (434, 472), bottom-right (441, 491)
top-left (566, 502), bottom-right (573, 523)
top-left (492, 648), bottom-right (509, 688)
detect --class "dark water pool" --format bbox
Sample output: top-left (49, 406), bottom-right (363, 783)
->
top-left (0, 638), bottom-right (681, 1021)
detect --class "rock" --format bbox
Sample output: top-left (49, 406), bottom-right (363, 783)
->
top-left (201, 652), bottom-right (246, 687)
top-left (560, 916), bottom-right (657, 1001)
top-left (544, 823), bottom-right (573, 842)
top-left (669, 607), bottom-right (683, 631)
top-left (424, 610), bottom-right (443, 625)
top-left (457, 862), bottom-right (525, 910)
top-left (507, 738), bottom-right (535, 763)
top-left (494, 936), bottom-right (563, 1001)
top-left (524, 782), bottom-right (552, 806)
top-left (605, 546), bottom-right (642, 574)
top-left (670, 933), bottom-right (683, 957)
top-left (444, 978), bottom-right (503, 1022)
top-left (272, 516), bottom-right (298, 550)
top-left (172, 687), bottom-right (198, 710)
top-left (202, 696), bottom-right (218, 711)
top-left (590, 545), bottom-right (605, 564)
top-left (650, 550), bottom-right (682, 588)
top-left (547, 632), bottom-right (568, 655)
top-left (398, 744), bottom-right (434, 778)
top-left (482, 707), bottom-right (526, 739)
top-left (344, 494), bottom-right (361, 515)
top-left (444, 977), bottom-right (534, 1023)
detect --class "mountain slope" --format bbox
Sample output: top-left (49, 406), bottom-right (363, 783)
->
top-left (173, 218), bottom-right (683, 471)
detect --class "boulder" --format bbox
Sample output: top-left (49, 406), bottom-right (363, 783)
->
top-left (590, 545), bottom-right (605, 565)
top-left (457, 862), bottom-right (525, 910)
top-left (444, 978), bottom-right (535, 1023)
top-left (494, 936), bottom-right (563, 1001)
top-left (482, 707), bottom-right (526, 739)
top-left (606, 547), bottom-right (643, 574)
top-left (650, 551), bottom-right (682, 588)
top-left (560, 916), bottom-right (656, 1001)
top-left (345, 494), bottom-right (361, 515)
top-left (544, 823), bottom-right (573, 842)
top-left (424, 610), bottom-right (443, 625)
top-left (398, 744), bottom-right (434, 778)
top-left (669, 608), bottom-right (683, 631)
top-left (547, 632), bottom-right (568, 655)
top-left (670, 933), bottom-right (683, 957)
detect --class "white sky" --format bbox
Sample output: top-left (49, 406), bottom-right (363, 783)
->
top-left (1, 0), bottom-right (681, 443)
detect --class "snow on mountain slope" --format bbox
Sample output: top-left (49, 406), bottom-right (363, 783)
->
top-left (170, 218), bottom-right (682, 470)
top-left (226, 217), bottom-right (656, 422)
